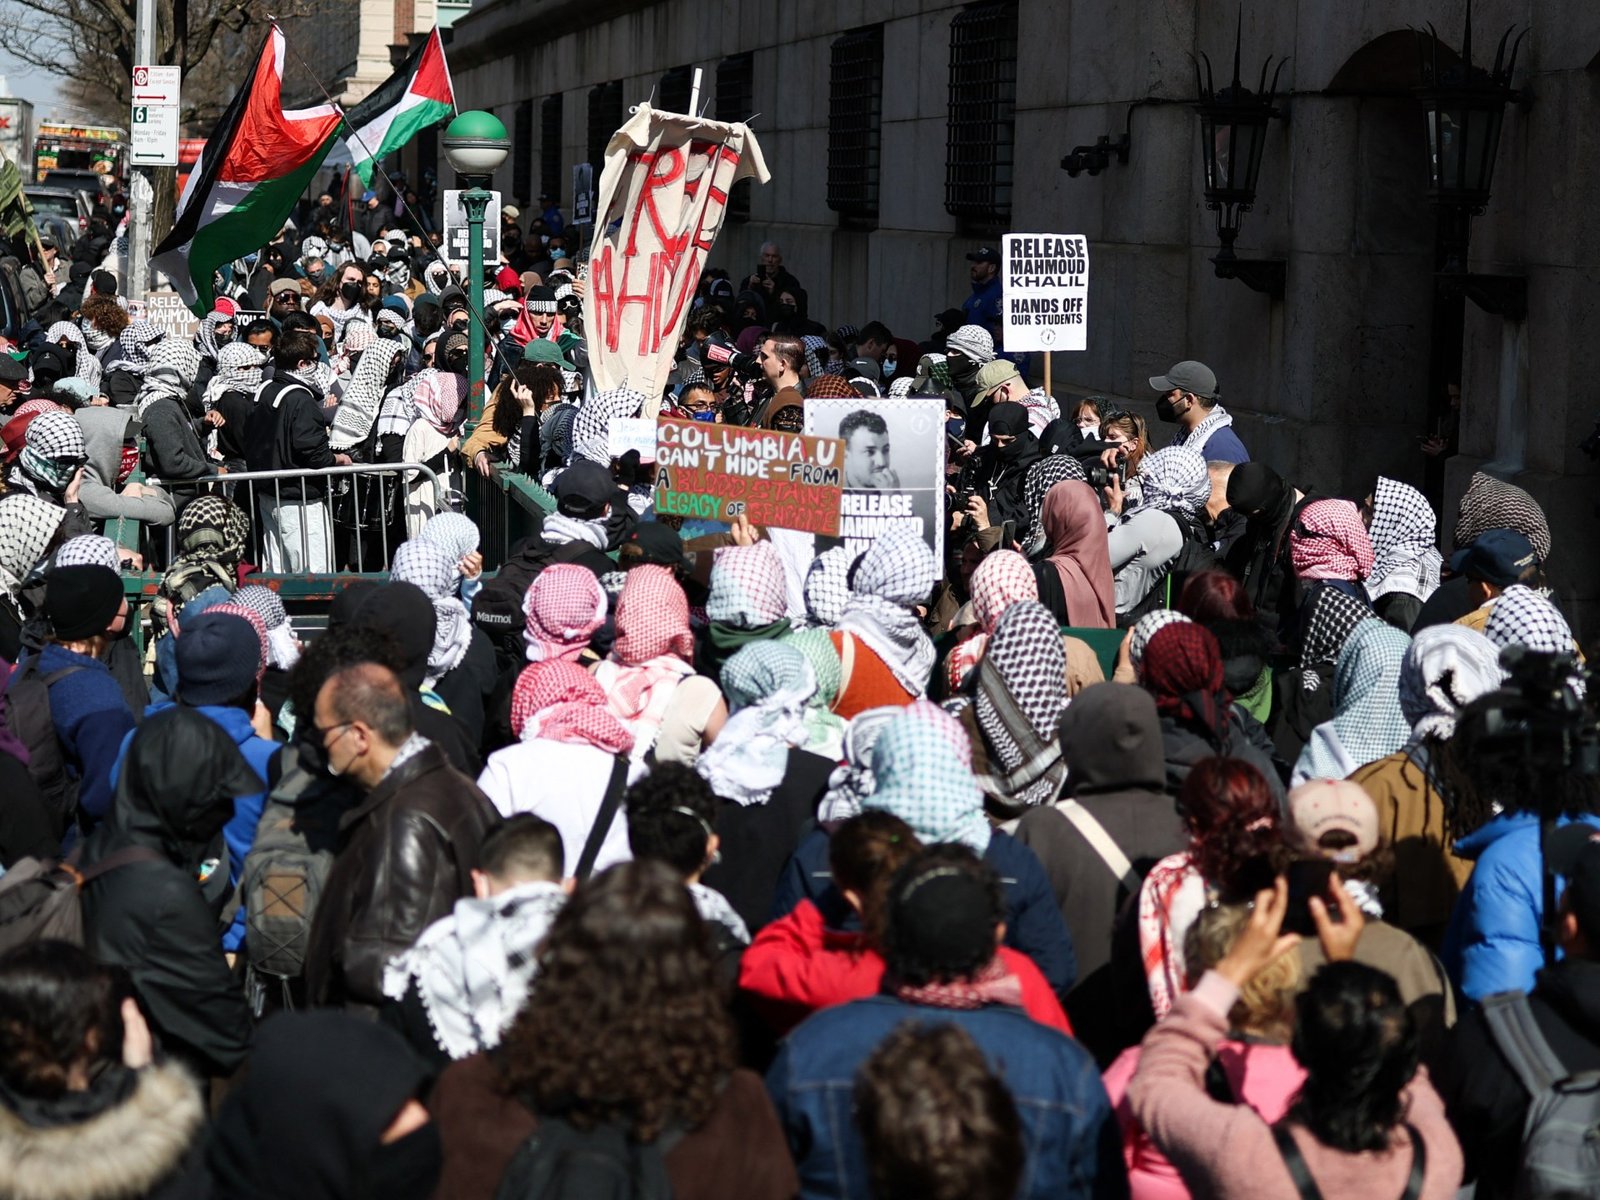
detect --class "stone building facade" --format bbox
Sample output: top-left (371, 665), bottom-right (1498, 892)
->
top-left (285, 0), bottom-right (440, 107)
top-left (445, 0), bottom-right (1599, 634)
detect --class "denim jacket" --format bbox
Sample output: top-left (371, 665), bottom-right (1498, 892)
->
top-left (767, 994), bottom-right (1128, 1200)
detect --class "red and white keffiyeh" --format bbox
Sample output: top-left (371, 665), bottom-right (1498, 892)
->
top-left (511, 660), bottom-right (634, 755)
top-left (523, 564), bottom-right (606, 663)
top-left (1290, 499), bottom-right (1375, 582)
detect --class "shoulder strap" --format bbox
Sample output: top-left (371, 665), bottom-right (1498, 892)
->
top-left (40, 665), bottom-right (87, 687)
top-left (73, 844), bottom-right (167, 886)
top-left (1271, 1123), bottom-right (1326, 1200)
top-left (574, 755), bottom-right (630, 883)
top-left (1481, 990), bottom-right (1568, 1095)
top-left (1272, 1120), bottom-right (1427, 1200)
top-left (1054, 799), bottom-right (1139, 891)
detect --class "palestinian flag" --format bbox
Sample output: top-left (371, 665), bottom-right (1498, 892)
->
top-left (152, 26), bottom-right (342, 314)
top-left (324, 28), bottom-right (454, 187)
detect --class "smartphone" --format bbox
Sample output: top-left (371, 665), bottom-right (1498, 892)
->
top-left (1283, 860), bottom-right (1339, 937)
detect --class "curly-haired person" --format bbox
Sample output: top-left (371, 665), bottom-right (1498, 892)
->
top-left (429, 860), bottom-right (798, 1200)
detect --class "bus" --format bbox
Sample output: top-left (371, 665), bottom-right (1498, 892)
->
top-left (33, 122), bottom-right (126, 184)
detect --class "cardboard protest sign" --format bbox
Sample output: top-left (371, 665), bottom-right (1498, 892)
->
top-left (583, 104), bottom-right (769, 420)
top-left (804, 394), bottom-right (946, 570)
top-left (654, 417), bottom-right (842, 536)
top-left (1001, 234), bottom-right (1089, 353)
top-left (142, 291), bottom-right (199, 341)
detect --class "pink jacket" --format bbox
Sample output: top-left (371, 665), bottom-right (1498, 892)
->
top-left (1126, 972), bottom-right (1462, 1200)
top-left (1104, 1038), bottom-right (1304, 1200)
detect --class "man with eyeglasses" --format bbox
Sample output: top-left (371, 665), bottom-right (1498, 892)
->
top-left (303, 661), bottom-right (500, 1015)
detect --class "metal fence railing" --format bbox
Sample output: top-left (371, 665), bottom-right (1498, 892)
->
top-left (146, 462), bottom-right (447, 573)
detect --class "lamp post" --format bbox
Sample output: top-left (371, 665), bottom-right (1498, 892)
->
top-left (1415, 11), bottom-right (1528, 311)
top-left (442, 111), bottom-right (511, 428)
top-left (1194, 17), bottom-right (1287, 297)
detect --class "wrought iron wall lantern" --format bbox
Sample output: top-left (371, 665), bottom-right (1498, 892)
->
top-left (1061, 134), bottom-right (1129, 178)
top-left (1415, 10), bottom-right (1529, 317)
top-left (1194, 18), bottom-right (1287, 297)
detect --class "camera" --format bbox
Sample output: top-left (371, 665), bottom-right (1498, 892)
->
top-left (702, 340), bottom-right (761, 381)
top-left (1471, 646), bottom-right (1598, 777)
top-left (1085, 456), bottom-right (1128, 492)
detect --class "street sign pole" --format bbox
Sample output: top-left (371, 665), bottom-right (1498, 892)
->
top-left (125, 0), bottom-right (157, 300)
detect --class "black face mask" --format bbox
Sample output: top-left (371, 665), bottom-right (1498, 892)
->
top-left (214, 331), bottom-right (233, 347)
top-left (996, 437), bottom-right (1027, 463)
top-left (947, 353), bottom-right (979, 386)
top-left (1154, 395), bottom-right (1181, 423)
top-left (339, 280), bottom-right (363, 303)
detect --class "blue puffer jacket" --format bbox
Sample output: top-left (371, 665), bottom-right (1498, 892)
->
top-left (770, 826), bottom-right (1078, 1003)
top-left (1442, 811), bottom-right (1600, 1001)
top-left (768, 995), bottom-right (1127, 1200)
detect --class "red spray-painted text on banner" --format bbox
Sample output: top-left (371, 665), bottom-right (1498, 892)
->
top-left (654, 417), bottom-right (843, 536)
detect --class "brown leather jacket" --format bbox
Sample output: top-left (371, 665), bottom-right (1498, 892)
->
top-left (305, 741), bottom-right (500, 1014)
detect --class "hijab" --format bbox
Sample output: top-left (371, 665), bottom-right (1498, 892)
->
top-left (1453, 470), bottom-right (1551, 560)
top-left (863, 705), bottom-right (990, 854)
top-left (511, 659), bottom-right (634, 754)
top-left (1139, 622), bottom-right (1230, 748)
top-left (1294, 619), bottom-right (1412, 783)
top-left (1365, 476), bottom-right (1442, 603)
top-left (1038, 480), bottom-right (1116, 628)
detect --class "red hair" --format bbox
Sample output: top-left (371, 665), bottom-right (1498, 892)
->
top-left (1177, 569), bottom-right (1255, 625)
top-left (1179, 756), bottom-right (1280, 897)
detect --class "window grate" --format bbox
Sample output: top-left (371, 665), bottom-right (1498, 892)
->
top-left (659, 65), bottom-right (694, 116)
top-left (716, 53), bottom-right (754, 221)
top-left (588, 80), bottom-right (624, 178)
top-left (827, 26), bottom-right (883, 219)
top-left (945, 0), bottom-right (1018, 225)
top-left (540, 94), bottom-right (563, 203)
top-left (511, 100), bottom-right (533, 205)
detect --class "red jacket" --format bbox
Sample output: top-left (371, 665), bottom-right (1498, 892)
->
top-left (739, 899), bottom-right (1072, 1035)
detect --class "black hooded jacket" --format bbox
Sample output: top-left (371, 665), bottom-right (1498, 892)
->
top-left (80, 708), bottom-right (263, 1078)
top-left (1222, 464), bottom-right (1313, 629)
top-left (972, 402), bottom-right (1042, 531)
top-left (1013, 682), bottom-right (1187, 1061)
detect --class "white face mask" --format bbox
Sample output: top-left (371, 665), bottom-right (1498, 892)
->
top-left (1077, 421), bottom-right (1099, 439)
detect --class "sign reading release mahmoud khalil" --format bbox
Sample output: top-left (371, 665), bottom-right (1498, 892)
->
top-left (1001, 234), bottom-right (1089, 353)
top-left (804, 394), bottom-right (946, 571)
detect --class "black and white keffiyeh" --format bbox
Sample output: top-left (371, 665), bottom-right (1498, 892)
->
top-left (803, 546), bottom-right (856, 628)
top-left (117, 319), bottom-right (166, 375)
top-left (974, 600), bottom-right (1069, 808)
top-left (0, 494), bottom-right (67, 599)
top-left (573, 388), bottom-right (645, 466)
top-left (1366, 476), bottom-right (1441, 604)
top-left (836, 527), bottom-right (937, 695)
top-left (202, 342), bottom-right (267, 413)
top-left (1138, 445), bottom-right (1211, 514)
top-left (1297, 585), bottom-right (1374, 690)
top-left (1399, 624), bottom-right (1505, 742)
top-left (54, 534), bottom-right (121, 572)
top-left (818, 705), bottom-right (906, 823)
top-left (381, 880), bottom-right (568, 1060)
top-left (1022, 455), bottom-right (1087, 539)
top-left (1484, 585), bottom-right (1574, 655)
top-left (391, 539), bottom-right (473, 686)
top-left (330, 337), bottom-right (404, 451)
top-left (45, 321), bottom-right (100, 388)
top-left (1174, 404), bottom-right (1235, 452)
top-left (1453, 471), bottom-right (1552, 561)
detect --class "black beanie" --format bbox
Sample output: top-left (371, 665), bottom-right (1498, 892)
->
top-left (46, 565), bottom-right (123, 640)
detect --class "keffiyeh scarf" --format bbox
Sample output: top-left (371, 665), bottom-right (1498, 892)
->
top-left (116, 319), bottom-right (166, 375)
top-left (945, 549), bottom-right (1038, 692)
top-left (1484, 585), bottom-right (1575, 656)
top-left (54, 534), bottom-right (121, 572)
top-left (975, 601), bottom-right (1069, 808)
top-left (1399, 624), bottom-right (1504, 743)
top-left (803, 546), bottom-right (857, 628)
top-left (1454, 471), bottom-right (1552, 561)
top-left (863, 705), bottom-right (990, 854)
top-left (1291, 499), bottom-right (1375, 582)
top-left (708, 541), bottom-right (790, 628)
top-left (1128, 609), bottom-right (1193, 674)
top-left (1294, 619), bottom-right (1412, 782)
top-left (696, 641), bottom-right (816, 806)
top-left (522, 563), bottom-right (606, 663)
top-left (511, 660), bottom-right (634, 754)
top-left (1365, 476), bottom-right (1441, 604)
top-left (45, 321), bottom-right (100, 388)
top-left (329, 337), bottom-right (404, 450)
top-left (781, 626), bottom-right (848, 760)
top-left (837, 528), bottom-right (938, 696)
top-left (1174, 404), bottom-right (1235, 453)
top-left (1138, 446), bottom-right (1211, 515)
top-left (201, 342), bottom-right (267, 415)
top-left (1022, 455), bottom-right (1087, 543)
top-left (391, 540), bottom-right (473, 686)
top-left (381, 880), bottom-right (568, 1059)
top-left (232, 584), bottom-right (301, 671)
top-left (1295, 585), bottom-right (1374, 690)
top-left (0, 495), bottom-right (66, 599)
top-left (573, 388), bottom-right (645, 466)
top-left (593, 566), bottom-right (696, 751)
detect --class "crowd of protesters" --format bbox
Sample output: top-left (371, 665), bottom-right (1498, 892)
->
top-left (0, 178), bottom-right (1592, 1200)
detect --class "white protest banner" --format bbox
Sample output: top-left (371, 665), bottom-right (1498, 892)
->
top-left (608, 416), bottom-right (657, 462)
top-left (443, 189), bottom-right (502, 272)
top-left (1001, 234), bottom-right (1089, 353)
top-left (583, 104), bottom-right (769, 420)
top-left (804, 394), bottom-right (946, 572)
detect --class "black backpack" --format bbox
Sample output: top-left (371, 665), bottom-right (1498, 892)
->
top-left (493, 1118), bottom-right (676, 1200)
top-left (1117, 509), bottom-right (1219, 629)
top-left (1, 656), bottom-right (84, 835)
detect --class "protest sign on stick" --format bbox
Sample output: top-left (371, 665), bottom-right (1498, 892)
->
top-left (1001, 234), bottom-right (1090, 368)
top-left (654, 417), bottom-right (843, 536)
top-left (583, 104), bottom-right (769, 419)
top-left (804, 394), bottom-right (946, 572)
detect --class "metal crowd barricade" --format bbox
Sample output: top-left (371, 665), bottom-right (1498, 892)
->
top-left (146, 462), bottom-right (448, 572)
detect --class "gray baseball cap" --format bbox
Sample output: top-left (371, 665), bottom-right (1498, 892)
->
top-left (1149, 360), bottom-right (1218, 400)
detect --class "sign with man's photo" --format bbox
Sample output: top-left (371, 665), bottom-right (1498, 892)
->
top-left (804, 394), bottom-right (946, 570)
